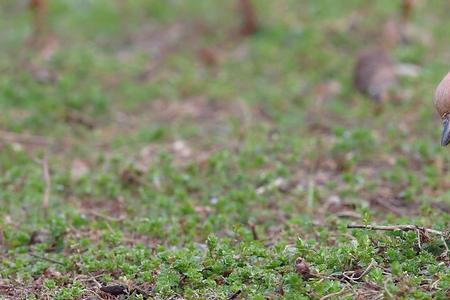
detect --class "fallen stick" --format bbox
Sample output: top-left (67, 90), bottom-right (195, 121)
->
top-left (348, 224), bottom-right (449, 261)
top-left (249, 223), bottom-right (259, 240)
top-left (347, 259), bottom-right (376, 281)
top-left (29, 252), bottom-right (64, 265)
top-left (347, 224), bottom-right (444, 236)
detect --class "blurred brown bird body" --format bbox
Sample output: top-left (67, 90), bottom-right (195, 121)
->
top-left (434, 72), bottom-right (450, 118)
top-left (353, 47), bottom-right (396, 102)
top-left (353, 14), bottom-right (404, 103)
top-left (434, 72), bottom-right (450, 146)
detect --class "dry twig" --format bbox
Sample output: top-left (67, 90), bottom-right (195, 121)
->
top-left (343, 259), bottom-right (376, 282)
top-left (347, 224), bottom-right (444, 236)
top-left (249, 223), bottom-right (258, 240)
top-left (29, 252), bottom-right (64, 265)
top-left (348, 224), bottom-right (449, 258)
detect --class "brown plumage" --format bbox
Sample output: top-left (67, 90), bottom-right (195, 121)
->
top-left (434, 72), bottom-right (450, 118)
top-left (434, 72), bottom-right (450, 146)
top-left (353, 48), bottom-right (396, 102)
top-left (352, 0), bottom-right (418, 103)
top-left (353, 16), bottom-right (404, 103)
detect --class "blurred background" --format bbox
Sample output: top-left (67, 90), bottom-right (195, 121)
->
top-left (2, 0), bottom-right (450, 221)
top-left (2, 0), bottom-right (449, 139)
top-left (2, 0), bottom-right (450, 215)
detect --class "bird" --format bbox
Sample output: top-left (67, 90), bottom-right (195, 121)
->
top-left (353, 19), bottom-right (401, 103)
top-left (353, 47), bottom-right (397, 103)
top-left (353, 0), bottom-right (418, 103)
top-left (434, 72), bottom-right (450, 146)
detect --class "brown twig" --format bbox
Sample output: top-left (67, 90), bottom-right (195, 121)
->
top-left (29, 252), bottom-right (64, 265)
top-left (42, 154), bottom-right (51, 216)
top-left (347, 224), bottom-right (444, 236)
top-left (348, 224), bottom-right (449, 259)
top-left (344, 259), bottom-right (376, 282)
top-left (249, 223), bottom-right (258, 240)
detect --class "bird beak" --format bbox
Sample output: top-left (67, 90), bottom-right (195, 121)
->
top-left (441, 117), bottom-right (450, 146)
